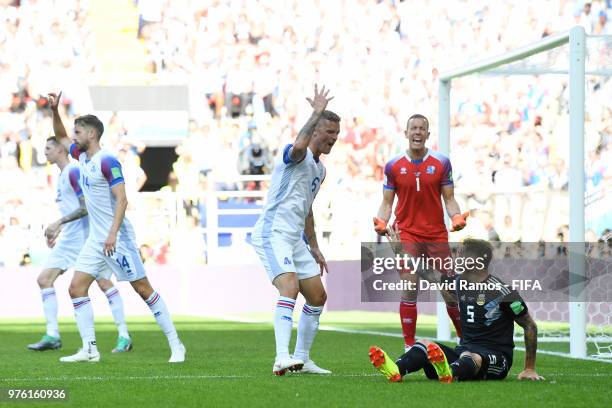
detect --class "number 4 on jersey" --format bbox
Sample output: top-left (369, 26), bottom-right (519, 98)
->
top-left (116, 255), bottom-right (132, 273)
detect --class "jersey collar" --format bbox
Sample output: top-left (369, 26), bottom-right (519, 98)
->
top-left (405, 148), bottom-right (429, 164)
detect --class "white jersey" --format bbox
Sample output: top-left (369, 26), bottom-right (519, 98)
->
top-left (253, 144), bottom-right (326, 240)
top-left (70, 144), bottom-right (136, 244)
top-left (55, 162), bottom-right (88, 242)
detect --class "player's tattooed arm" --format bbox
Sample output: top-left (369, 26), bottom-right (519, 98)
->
top-left (45, 196), bottom-right (88, 247)
top-left (515, 312), bottom-right (545, 380)
top-left (291, 84), bottom-right (333, 162)
top-left (47, 92), bottom-right (70, 149)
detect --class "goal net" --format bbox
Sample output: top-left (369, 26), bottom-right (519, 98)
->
top-left (437, 27), bottom-right (611, 360)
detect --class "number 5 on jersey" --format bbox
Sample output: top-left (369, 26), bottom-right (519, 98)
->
top-left (311, 177), bottom-right (320, 192)
top-left (467, 305), bottom-right (475, 323)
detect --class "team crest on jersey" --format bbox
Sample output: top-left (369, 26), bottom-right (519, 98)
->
top-left (400, 167), bottom-right (407, 174)
top-left (426, 165), bottom-right (436, 174)
top-left (476, 293), bottom-right (486, 306)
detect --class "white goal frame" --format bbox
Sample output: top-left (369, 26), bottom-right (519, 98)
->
top-left (436, 26), bottom-right (588, 358)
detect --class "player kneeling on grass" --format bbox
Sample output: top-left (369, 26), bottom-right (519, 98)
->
top-left (369, 230), bottom-right (544, 382)
top-left (251, 84), bottom-right (339, 376)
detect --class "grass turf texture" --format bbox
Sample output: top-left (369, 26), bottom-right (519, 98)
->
top-left (1, 313), bottom-right (610, 408)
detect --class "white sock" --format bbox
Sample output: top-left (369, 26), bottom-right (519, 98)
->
top-left (145, 291), bottom-right (180, 348)
top-left (294, 304), bottom-right (323, 362)
top-left (72, 297), bottom-right (97, 353)
top-left (41, 288), bottom-right (59, 338)
top-left (274, 296), bottom-right (296, 360)
top-left (104, 287), bottom-right (129, 338)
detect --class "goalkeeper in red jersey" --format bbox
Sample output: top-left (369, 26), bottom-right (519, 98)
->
top-left (374, 114), bottom-right (469, 351)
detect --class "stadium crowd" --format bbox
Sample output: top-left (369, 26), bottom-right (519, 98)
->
top-left (0, 0), bottom-right (610, 266)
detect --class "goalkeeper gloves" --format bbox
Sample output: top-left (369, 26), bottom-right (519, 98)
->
top-left (373, 217), bottom-right (388, 235)
top-left (450, 212), bottom-right (469, 232)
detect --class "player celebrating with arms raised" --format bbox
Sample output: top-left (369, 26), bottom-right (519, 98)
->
top-left (48, 92), bottom-right (185, 363)
top-left (369, 231), bottom-right (544, 383)
top-left (251, 84), bottom-right (340, 375)
top-left (374, 114), bottom-right (468, 350)
top-left (28, 135), bottom-right (132, 353)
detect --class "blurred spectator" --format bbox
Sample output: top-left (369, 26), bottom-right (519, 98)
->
top-left (1, 0), bottom-right (611, 265)
top-left (238, 135), bottom-right (272, 176)
top-left (594, 10), bottom-right (611, 34)
top-left (161, 171), bottom-right (179, 193)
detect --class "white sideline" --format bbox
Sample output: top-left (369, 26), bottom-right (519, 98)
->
top-left (0, 374), bottom-right (380, 382)
top-left (213, 314), bottom-right (612, 364)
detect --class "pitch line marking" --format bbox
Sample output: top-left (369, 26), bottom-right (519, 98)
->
top-left (211, 315), bottom-right (612, 364)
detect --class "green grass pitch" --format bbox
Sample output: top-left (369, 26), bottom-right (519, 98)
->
top-left (1, 313), bottom-right (610, 407)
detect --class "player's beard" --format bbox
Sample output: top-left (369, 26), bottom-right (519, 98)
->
top-left (76, 140), bottom-right (88, 151)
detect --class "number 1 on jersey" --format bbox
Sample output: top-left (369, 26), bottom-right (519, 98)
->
top-left (416, 177), bottom-right (420, 192)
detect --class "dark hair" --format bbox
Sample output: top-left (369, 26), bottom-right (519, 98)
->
top-left (463, 238), bottom-right (493, 269)
top-left (407, 113), bottom-right (429, 130)
top-left (74, 115), bottom-right (104, 139)
top-left (321, 110), bottom-right (341, 123)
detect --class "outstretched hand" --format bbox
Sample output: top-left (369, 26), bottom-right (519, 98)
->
top-left (517, 369), bottom-right (545, 381)
top-left (306, 84), bottom-right (333, 114)
top-left (311, 247), bottom-right (329, 275)
top-left (47, 91), bottom-right (62, 111)
top-left (44, 221), bottom-right (61, 248)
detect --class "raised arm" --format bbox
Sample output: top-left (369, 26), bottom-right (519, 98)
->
top-left (48, 92), bottom-right (71, 150)
top-left (290, 84), bottom-right (333, 162)
top-left (515, 312), bottom-right (545, 381)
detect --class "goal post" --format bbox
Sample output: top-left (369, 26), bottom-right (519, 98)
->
top-left (437, 26), bottom-right (587, 358)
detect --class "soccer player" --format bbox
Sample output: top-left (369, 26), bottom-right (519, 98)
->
top-left (27, 136), bottom-right (132, 353)
top-left (251, 84), bottom-right (339, 375)
top-left (373, 114), bottom-right (468, 350)
top-left (369, 232), bottom-right (544, 382)
top-left (47, 92), bottom-right (185, 363)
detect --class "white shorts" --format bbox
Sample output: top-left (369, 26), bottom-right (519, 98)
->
top-left (251, 233), bottom-right (319, 282)
top-left (74, 239), bottom-right (146, 282)
top-left (43, 237), bottom-right (82, 271)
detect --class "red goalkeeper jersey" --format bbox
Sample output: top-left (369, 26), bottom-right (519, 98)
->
top-left (383, 149), bottom-right (453, 241)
